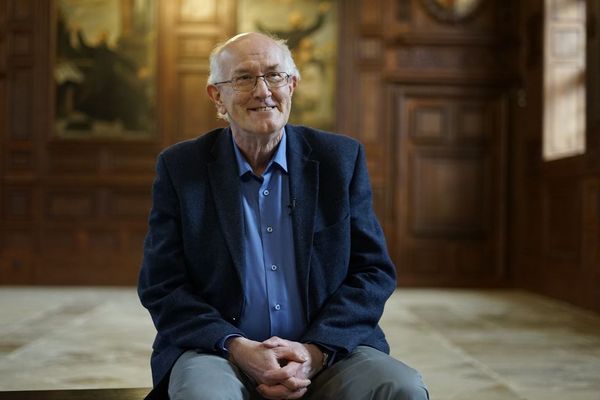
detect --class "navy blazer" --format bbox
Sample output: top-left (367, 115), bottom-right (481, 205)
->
top-left (138, 125), bottom-right (397, 399)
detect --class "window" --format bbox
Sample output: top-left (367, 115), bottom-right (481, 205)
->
top-left (543, 0), bottom-right (586, 161)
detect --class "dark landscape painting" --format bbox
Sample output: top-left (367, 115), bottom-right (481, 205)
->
top-left (55, 0), bottom-right (157, 139)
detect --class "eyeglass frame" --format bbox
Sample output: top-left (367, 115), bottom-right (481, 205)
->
top-left (213, 72), bottom-right (292, 92)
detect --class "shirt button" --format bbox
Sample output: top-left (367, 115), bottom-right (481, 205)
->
top-left (271, 264), bottom-right (278, 271)
top-left (266, 226), bottom-right (273, 233)
top-left (263, 189), bottom-right (270, 196)
top-left (274, 304), bottom-right (281, 311)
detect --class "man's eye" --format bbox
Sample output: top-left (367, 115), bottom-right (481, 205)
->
top-left (235, 75), bottom-right (254, 82)
top-left (266, 72), bottom-right (282, 79)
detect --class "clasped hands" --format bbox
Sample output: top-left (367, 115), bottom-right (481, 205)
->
top-left (227, 336), bottom-right (324, 399)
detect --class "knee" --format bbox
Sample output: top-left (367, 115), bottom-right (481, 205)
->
top-left (376, 379), bottom-right (429, 400)
top-left (373, 364), bottom-right (429, 400)
top-left (169, 384), bottom-right (234, 400)
top-left (168, 351), bottom-right (248, 400)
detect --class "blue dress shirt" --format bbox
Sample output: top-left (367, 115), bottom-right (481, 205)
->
top-left (231, 131), bottom-right (306, 342)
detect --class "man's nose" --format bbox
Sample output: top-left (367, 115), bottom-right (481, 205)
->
top-left (252, 76), bottom-right (272, 96)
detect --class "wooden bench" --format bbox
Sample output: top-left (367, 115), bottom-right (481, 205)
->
top-left (0, 388), bottom-right (151, 400)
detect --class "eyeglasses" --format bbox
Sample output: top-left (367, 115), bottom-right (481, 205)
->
top-left (214, 72), bottom-right (291, 92)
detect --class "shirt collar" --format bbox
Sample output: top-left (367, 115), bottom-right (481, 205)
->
top-left (232, 128), bottom-right (288, 177)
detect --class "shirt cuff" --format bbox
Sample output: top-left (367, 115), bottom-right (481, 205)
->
top-left (216, 334), bottom-right (243, 358)
top-left (308, 342), bottom-right (337, 368)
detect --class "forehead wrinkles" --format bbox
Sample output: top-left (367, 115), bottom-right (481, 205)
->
top-left (219, 41), bottom-right (285, 76)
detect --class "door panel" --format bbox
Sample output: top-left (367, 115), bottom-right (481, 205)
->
top-left (393, 86), bottom-right (507, 286)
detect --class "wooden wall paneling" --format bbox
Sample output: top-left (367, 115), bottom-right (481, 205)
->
top-left (411, 150), bottom-right (489, 236)
top-left (336, 0), bottom-right (516, 285)
top-left (0, 0), bottom-right (43, 285)
top-left (157, 0), bottom-right (233, 144)
top-left (6, 146), bottom-right (34, 171)
top-left (358, 75), bottom-right (382, 144)
top-left (8, 68), bottom-right (33, 140)
top-left (411, 0), bottom-right (497, 35)
top-left (359, 0), bottom-right (383, 33)
top-left (541, 178), bottom-right (582, 268)
top-left (176, 67), bottom-right (215, 139)
top-left (382, 0), bottom-right (516, 85)
top-left (0, 0), bottom-right (6, 274)
top-left (359, 72), bottom-right (390, 222)
top-left (511, 0), bottom-right (600, 312)
top-left (0, 0), bottom-right (6, 75)
top-left (157, 0), bottom-right (178, 147)
top-left (510, 1), bottom-right (543, 290)
top-left (339, 0), bottom-right (394, 240)
top-left (336, 0), bottom-right (360, 138)
top-left (581, 178), bottom-right (600, 310)
top-left (581, 179), bottom-right (599, 267)
top-left (0, 0), bottom-right (240, 285)
top-left (47, 145), bottom-right (101, 174)
top-left (171, 0), bottom-right (234, 141)
top-left (8, 0), bottom-right (33, 21)
top-left (11, 31), bottom-right (32, 57)
top-left (178, 0), bottom-right (219, 23)
top-left (86, 228), bottom-right (120, 253)
top-left (3, 185), bottom-right (33, 220)
top-left (45, 189), bottom-right (96, 219)
top-left (534, 176), bottom-right (586, 304)
top-left (107, 146), bottom-right (157, 175)
top-left (106, 189), bottom-right (152, 219)
top-left (0, 248), bottom-right (33, 284)
top-left (586, 0), bottom-right (600, 166)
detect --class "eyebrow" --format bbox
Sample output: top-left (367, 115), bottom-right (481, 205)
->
top-left (232, 64), bottom-right (281, 75)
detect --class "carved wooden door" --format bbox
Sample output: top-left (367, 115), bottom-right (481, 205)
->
top-left (392, 85), bottom-right (507, 286)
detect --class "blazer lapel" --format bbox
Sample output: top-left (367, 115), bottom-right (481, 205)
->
top-left (286, 126), bottom-right (319, 306)
top-left (207, 129), bottom-right (245, 282)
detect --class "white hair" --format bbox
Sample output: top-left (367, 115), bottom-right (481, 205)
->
top-left (207, 32), bottom-right (301, 85)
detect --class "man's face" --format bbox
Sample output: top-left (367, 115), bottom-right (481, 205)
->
top-left (207, 34), bottom-right (297, 140)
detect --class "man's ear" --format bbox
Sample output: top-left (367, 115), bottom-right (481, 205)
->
top-left (207, 85), bottom-right (227, 115)
top-left (289, 75), bottom-right (298, 96)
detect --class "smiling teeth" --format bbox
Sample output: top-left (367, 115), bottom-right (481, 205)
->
top-left (255, 107), bottom-right (273, 111)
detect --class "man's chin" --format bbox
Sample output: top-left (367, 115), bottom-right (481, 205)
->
top-left (248, 120), bottom-right (284, 135)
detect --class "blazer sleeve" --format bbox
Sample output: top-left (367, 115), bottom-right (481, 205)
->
top-left (300, 143), bottom-right (396, 358)
top-left (137, 153), bottom-right (243, 353)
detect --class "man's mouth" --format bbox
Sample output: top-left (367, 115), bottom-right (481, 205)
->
top-left (249, 106), bottom-right (276, 112)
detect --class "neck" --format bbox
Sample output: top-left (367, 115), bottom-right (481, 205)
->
top-left (232, 129), bottom-right (283, 176)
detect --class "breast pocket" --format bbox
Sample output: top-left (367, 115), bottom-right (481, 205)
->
top-left (311, 214), bottom-right (350, 292)
top-left (312, 214), bottom-right (351, 274)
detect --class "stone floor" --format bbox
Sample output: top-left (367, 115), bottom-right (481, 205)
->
top-left (0, 288), bottom-right (599, 399)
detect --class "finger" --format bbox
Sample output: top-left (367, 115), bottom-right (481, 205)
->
top-left (263, 369), bottom-right (311, 389)
top-left (257, 383), bottom-right (307, 399)
top-left (263, 336), bottom-right (287, 348)
top-left (256, 383), bottom-right (294, 399)
top-left (264, 363), bottom-right (311, 390)
top-left (281, 376), bottom-right (311, 391)
top-left (273, 347), bottom-right (307, 364)
top-left (284, 387), bottom-right (308, 400)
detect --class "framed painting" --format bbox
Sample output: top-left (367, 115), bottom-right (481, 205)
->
top-left (54, 0), bottom-right (157, 139)
top-left (238, 0), bottom-right (337, 131)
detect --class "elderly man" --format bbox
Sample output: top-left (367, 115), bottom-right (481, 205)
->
top-left (138, 32), bottom-right (429, 400)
